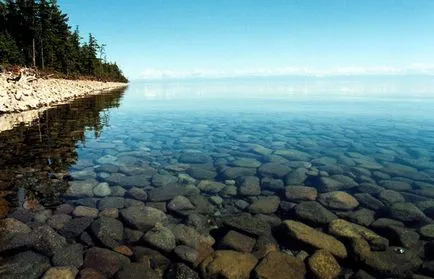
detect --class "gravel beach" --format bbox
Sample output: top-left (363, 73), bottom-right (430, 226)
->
top-left (0, 73), bottom-right (127, 114)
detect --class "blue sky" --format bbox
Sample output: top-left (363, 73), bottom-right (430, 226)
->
top-left (58, 0), bottom-right (434, 79)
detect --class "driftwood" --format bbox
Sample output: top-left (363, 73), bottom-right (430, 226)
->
top-left (6, 67), bottom-right (39, 84)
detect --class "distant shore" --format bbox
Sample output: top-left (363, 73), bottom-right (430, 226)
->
top-left (0, 73), bottom-right (127, 114)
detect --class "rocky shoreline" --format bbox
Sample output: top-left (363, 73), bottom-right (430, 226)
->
top-left (0, 73), bottom-right (127, 114)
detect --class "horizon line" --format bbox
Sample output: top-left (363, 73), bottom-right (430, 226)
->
top-left (131, 64), bottom-right (434, 80)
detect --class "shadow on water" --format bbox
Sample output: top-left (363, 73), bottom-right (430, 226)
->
top-left (0, 88), bottom-right (126, 209)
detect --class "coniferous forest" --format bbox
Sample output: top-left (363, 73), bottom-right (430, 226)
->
top-left (0, 0), bottom-right (127, 82)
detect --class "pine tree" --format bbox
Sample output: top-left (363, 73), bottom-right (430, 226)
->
top-left (0, 0), bottom-right (127, 82)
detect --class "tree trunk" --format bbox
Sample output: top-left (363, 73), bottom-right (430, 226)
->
top-left (41, 39), bottom-right (45, 70)
top-left (32, 38), bottom-right (36, 68)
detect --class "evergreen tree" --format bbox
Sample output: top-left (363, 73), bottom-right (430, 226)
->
top-left (0, 0), bottom-right (127, 82)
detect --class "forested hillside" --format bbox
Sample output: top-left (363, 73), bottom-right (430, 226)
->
top-left (0, 0), bottom-right (127, 82)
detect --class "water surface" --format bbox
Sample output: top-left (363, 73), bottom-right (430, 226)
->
top-left (1, 78), bottom-right (434, 278)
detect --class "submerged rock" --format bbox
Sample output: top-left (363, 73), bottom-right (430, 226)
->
top-left (248, 196), bottom-right (280, 214)
top-left (220, 230), bottom-right (256, 253)
top-left (143, 225), bottom-right (176, 252)
top-left (285, 168), bottom-right (308, 185)
top-left (42, 267), bottom-right (78, 279)
top-left (115, 262), bottom-right (160, 279)
top-left (224, 213), bottom-right (271, 236)
top-left (198, 180), bottom-right (225, 194)
top-left (0, 250), bottom-right (50, 279)
top-left (0, 217), bottom-right (31, 235)
top-left (221, 167), bottom-right (257, 180)
top-left (60, 217), bottom-right (93, 238)
top-left (47, 214), bottom-right (72, 230)
top-left (295, 201), bottom-right (337, 225)
top-left (388, 202), bottom-right (429, 222)
top-left (308, 249), bottom-right (341, 279)
top-left (0, 198), bottom-right (9, 218)
top-left (384, 225), bottom-right (420, 249)
top-left (238, 176), bottom-right (261, 196)
top-left (90, 217), bottom-right (124, 248)
top-left (8, 208), bottom-right (34, 224)
top-left (283, 220), bottom-right (348, 259)
top-left (201, 250), bottom-right (258, 279)
top-left (376, 189), bottom-right (405, 206)
top-left (174, 245), bottom-right (199, 265)
top-left (72, 206), bottom-right (99, 218)
top-left (316, 177), bottom-right (345, 192)
top-left (152, 173), bottom-right (178, 187)
top-left (420, 224), bottom-right (434, 239)
top-left (65, 180), bottom-right (97, 198)
top-left (370, 218), bottom-right (404, 229)
top-left (187, 167), bottom-right (217, 180)
top-left (78, 268), bottom-right (105, 279)
top-left (179, 152), bottom-right (211, 164)
top-left (354, 193), bottom-right (385, 211)
top-left (127, 187), bottom-right (148, 201)
top-left (171, 224), bottom-right (215, 250)
top-left (83, 247), bottom-right (130, 278)
top-left (364, 246), bottom-right (423, 277)
top-left (254, 251), bottom-right (306, 279)
top-left (99, 208), bottom-right (119, 218)
top-left (166, 263), bottom-right (200, 279)
top-left (93, 182), bottom-right (112, 197)
top-left (231, 158), bottom-right (262, 168)
top-left (148, 185), bottom-right (190, 201)
top-left (380, 180), bottom-right (412, 191)
top-left (274, 149), bottom-right (310, 161)
top-left (98, 197), bottom-right (125, 210)
top-left (343, 208), bottom-right (376, 227)
top-left (120, 206), bottom-right (167, 231)
top-left (261, 177), bottom-right (285, 191)
top-left (32, 225), bottom-right (67, 256)
top-left (133, 246), bottom-right (171, 274)
top-left (318, 191), bottom-right (359, 210)
top-left (328, 219), bottom-right (389, 251)
top-left (258, 163), bottom-right (291, 178)
top-left (167, 195), bottom-right (196, 215)
top-left (52, 243), bottom-right (83, 268)
top-left (285, 186), bottom-right (318, 201)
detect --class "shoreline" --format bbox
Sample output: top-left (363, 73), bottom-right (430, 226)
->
top-left (0, 74), bottom-right (127, 132)
top-left (0, 74), bottom-right (127, 114)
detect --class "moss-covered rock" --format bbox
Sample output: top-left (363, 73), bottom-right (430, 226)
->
top-left (308, 250), bottom-right (341, 279)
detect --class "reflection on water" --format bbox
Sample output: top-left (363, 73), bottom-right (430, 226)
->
top-left (1, 78), bottom-right (434, 279)
top-left (0, 89), bottom-right (124, 207)
top-left (133, 75), bottom-right (434, 100)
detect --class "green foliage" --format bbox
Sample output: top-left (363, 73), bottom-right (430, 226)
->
top-left (0, 32), bottom-right (23, 64)
top-left (0, 0), bottom-right (127, 82)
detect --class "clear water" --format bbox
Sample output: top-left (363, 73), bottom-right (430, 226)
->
top-left (1, 77), bottom-right (434, 278)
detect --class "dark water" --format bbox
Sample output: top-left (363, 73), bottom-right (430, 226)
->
top-left (1, 79), bottom-right (434, 278)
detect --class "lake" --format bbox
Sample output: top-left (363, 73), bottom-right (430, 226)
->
top-left (1, 77), bottom-right (434, 278)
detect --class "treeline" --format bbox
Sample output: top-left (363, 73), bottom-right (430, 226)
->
top-left (0, 0), bottom-right (127, 82)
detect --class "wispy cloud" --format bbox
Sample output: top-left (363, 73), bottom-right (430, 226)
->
top-left (136, 64), bottom-right (434, 80)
